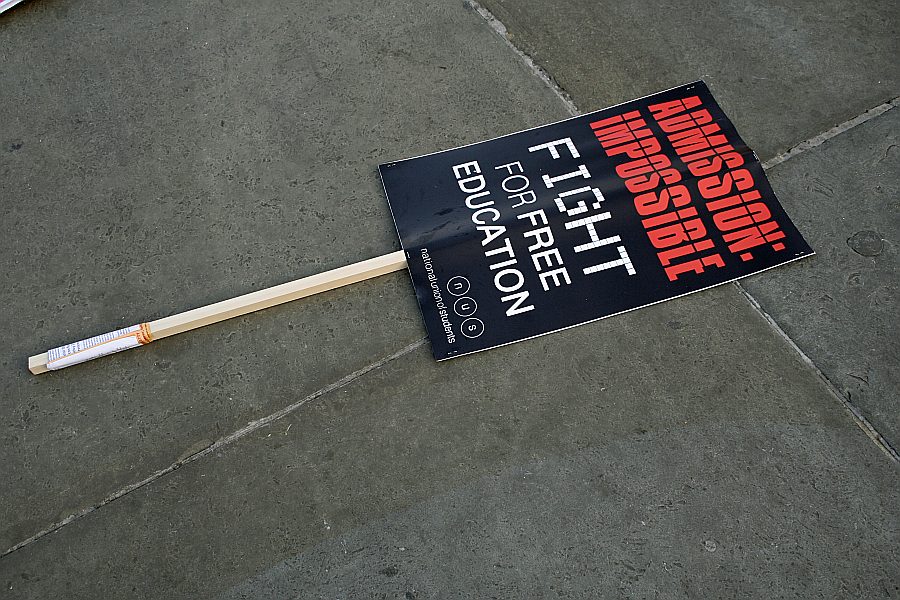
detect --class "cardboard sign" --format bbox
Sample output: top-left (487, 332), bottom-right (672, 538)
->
top-left (379, 81), bottom-right (813, 360)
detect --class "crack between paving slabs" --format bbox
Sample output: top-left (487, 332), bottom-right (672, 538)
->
top-left (468, 0), bottom-right (900, 464)
top-left (1, 337), bottom-right (428, 558)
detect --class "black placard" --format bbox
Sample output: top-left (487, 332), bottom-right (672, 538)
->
top-left (379, 81), bottom-right (813, 360)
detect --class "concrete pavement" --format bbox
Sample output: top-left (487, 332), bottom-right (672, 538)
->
top-left (1, 0), bottom-right (897, 597)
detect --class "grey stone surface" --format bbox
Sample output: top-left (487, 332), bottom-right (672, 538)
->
top-left (468, 0), bottom-right (900, 448)
top-left (220, 441), bottom-right (898, 599)
top-left (2, 0), bottom-right (899, 596)
top-left (743, 108), bottom-right (900, 446)
top-left (1, 288), bottom-right (898, 599)
top-left (477, 0), bottom-right (899, 161)
top-left (0, 0), bottom-right (569, 550)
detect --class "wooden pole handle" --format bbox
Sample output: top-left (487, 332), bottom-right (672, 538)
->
top-left (28, 251), bottom-right (409, 375)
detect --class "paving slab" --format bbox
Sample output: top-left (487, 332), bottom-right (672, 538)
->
top-left (477, 0), bottom-right (900, 475)
top-left (0, 0), bottom-right (569, 550)
top-left (743, 107), bottom-right (900, 447)
top-left (477, 0), bottom-right (899, 161)
top-left (481, 0), bottom-right (900, 478)
top-left (1, 288), bottom-right (898, 599)
top-left (472, 0), bottom-right (900, 450)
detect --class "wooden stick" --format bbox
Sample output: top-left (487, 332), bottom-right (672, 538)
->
top-left (28, 251), bottom-right (409, 375)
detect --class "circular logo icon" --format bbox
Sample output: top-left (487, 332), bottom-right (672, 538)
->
top-left (446, 276), bottom-right (470, 296)
top-left (453, 297), bottom-right (478, 317)
top-left (460, 317), bottom-right (485, 339)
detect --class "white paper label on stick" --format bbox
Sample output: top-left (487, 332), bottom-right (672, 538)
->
top-left (46, 325), bottom-right (147, 370)
top-left (0, 0), bottom-right (27, 14)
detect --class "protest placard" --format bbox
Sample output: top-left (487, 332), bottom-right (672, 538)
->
top-left (380, 81), bottom-right (813, 359)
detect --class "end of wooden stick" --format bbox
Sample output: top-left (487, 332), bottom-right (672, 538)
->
top-left (29, 353), bottom-right (49, 375)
